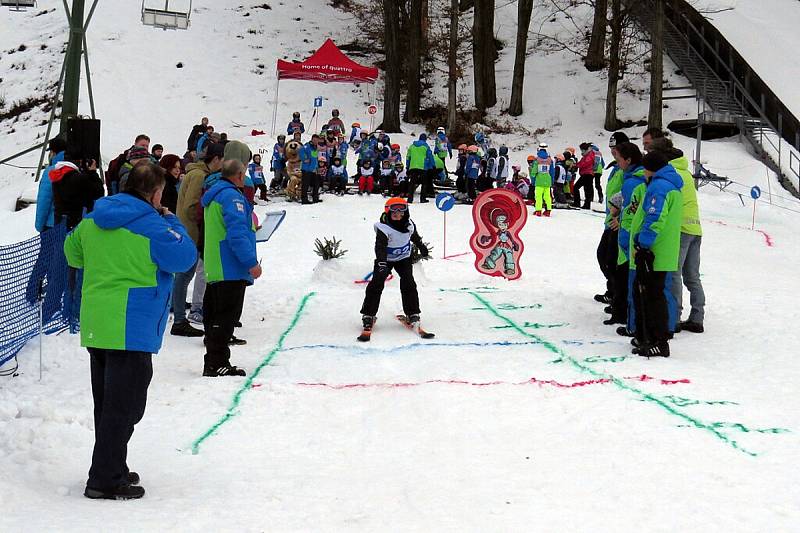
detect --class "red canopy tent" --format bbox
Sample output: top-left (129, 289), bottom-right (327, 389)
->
top-left (272, 39), bottom-right (379, 134)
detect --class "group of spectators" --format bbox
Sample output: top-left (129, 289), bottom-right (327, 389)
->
top-left (593, 127), bottom-right (706, 359)
top-left (34, 119), bottom-right (265, 500)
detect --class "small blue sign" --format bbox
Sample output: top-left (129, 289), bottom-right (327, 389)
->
top-left (313, 97), bottom-right (323, 108)
top-left (751, 186), bottom-right (761, 200)
top-left (436, 192), bottom-right (456, 212)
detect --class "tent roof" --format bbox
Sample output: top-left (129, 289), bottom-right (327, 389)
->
top-left (276, 39), bottom-right (378, 84)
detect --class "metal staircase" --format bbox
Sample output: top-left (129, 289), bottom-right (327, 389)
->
top-left (626, 0), bottom-right (800, 198)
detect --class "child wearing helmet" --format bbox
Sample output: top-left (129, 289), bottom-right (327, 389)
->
top-left (329, 156), bottom-right (348, 196)
top-left (358, 159), bottom-right (375, 195)
top-left (359, 197), bottom-right (430, 339)
top-left (269, 134), bottom-right (288, 192)
top-left (287, 112), bottom-right (305, 135)
top-left (349, 122), bottom-right (362, 144)
top-left (393, 161), bottom-right (407, 195)
top-left (379, 159), bottom-right (396, 196)
top-left (465, 145), bottom-right (481, 201)
top-left (327, 109), bottom-right (345, 136)
top-left (532, 145), bottom-right (555, 216)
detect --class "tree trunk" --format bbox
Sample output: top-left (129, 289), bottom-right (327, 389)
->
top-left (447, 0), bottom-right (459, 132)
top-left (472, 0), bottom-right (486, 113)
top-left (508, 0), bottom-right (533, 116)
top-left (483, 0), bottom-right (497, 108)
top-left (473, 0), bottom-right (496, 112)
top-left (648, 0), bottom-right (664, 129)
top-left (585, 0), bottom-right (608, 72)
top-left (604, 0), bottom-right (622, 130)
top-left (383, 0), bottom-right (402, 132)
top-left (405, 0), bottom-right (423, 123)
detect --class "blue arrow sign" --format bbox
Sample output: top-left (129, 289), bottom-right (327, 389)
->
top-left (750, 186), bottom-right (761, 200)
top-left (436, 192), bottom-right (456, 212)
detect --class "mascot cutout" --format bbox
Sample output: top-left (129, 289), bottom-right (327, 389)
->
top-left (470, 189), bottom-right (528, 280)
top-left (284, 140), bottom-right (303, 201)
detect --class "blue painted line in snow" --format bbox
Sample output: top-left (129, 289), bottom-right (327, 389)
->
top-left (280, 340), bottom-right (543, 356)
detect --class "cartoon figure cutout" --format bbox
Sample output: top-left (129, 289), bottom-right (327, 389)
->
top-left (470, 189), bottom-right (528, 280)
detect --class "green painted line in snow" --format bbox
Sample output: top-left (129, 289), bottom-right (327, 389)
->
top-left (492, 321), bottom-right (568, 330)
top-left (190, 292), bottom-right (316, 455)
top-left (466, 291), bottom-right (761, 457)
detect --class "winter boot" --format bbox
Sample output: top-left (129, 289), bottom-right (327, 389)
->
top-left (638, 340), bottom-right (670, 358)
top-left (603, 305), bottom-right (613, 315)
top-left (362, 315), bottom-right (376, 331)
top-left (616, 326), bottom-right (634, 337)
top-left (84, 484), bottom-right (145, 500)
top-left (603, 315), bottom-right (625, 325)
top-left (677, 320), bottom-right (704, 333)
top-left (170, 321), bottom-right (204, 337)
top-left (594, 293), bottom-right (613, 304)
top-left (203, 365), bottom-right (247, 377)
top-left (543, 210), bottom-right (551, 217)
top-left (534, 210), bottom-right (542, 217)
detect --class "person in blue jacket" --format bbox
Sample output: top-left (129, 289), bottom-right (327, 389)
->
top-left (269, 135), bottom-right (287, 192)
top-left (287, 111), bottom-right (305, 135)
top-left (299, 134), bottom-right (321, 204)
top-left (64, 163), bottom-right (197, 500)
top-left (195, 126), bottom-right (215, 157)
top-left (35, 137), bottom-right (67, 232)
top-left (465, 145), bottom-right (482, 201)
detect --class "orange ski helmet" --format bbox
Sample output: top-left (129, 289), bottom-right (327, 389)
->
top-left (384, 197), bottom-right (409, 214)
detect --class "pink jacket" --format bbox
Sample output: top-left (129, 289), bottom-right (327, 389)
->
top-left (577, 151), bottom-right (596, 175)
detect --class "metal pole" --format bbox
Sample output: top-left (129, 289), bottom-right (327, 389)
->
top-left (443, 210), bottom-right (447, 259)
top-left (83, 0), bottom-right (100, 30)
top-left (38, 280), bottom-right (44, 382)
top-left (34, 54), bottom-right (69, 181)
top-left (271, 73), bottom-right (280, 137)
top-left (61, 0), bottom-right (87, 133)
top-left (0, 142), bottom-right (46, 168)
top-left (81, 34), bottom-right (104, 182)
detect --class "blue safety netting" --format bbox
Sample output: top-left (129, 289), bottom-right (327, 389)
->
top-left (0, 222), bottom-right (73, 368)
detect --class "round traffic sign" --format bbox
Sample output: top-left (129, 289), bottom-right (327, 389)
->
top-left (435, 192), bottom-right (456, 212)
top-left (368, 105), bottom-right (377, 115)
top-left (751, 186), bottom-right (761, 200)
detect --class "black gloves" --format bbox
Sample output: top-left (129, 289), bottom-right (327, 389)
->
top-left (418, 243), bottom-right (429, 257)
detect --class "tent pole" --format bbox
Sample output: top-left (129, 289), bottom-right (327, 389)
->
top-left (271, 72), bottom-right (280, 137)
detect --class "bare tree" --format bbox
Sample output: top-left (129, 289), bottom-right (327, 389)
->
top-left (383, 0), bottom-right (402, 131)
top-left (604, 0), bottom-right (623, 130)
top-left (508, 0), bottom-right (533, 116)
top-left (405, 0), bottom-right (423, 123)
top-left (473, 0), bottom-right (496, 113)
top-left (447, 0), bottom-right (459, 132)
top-left (647, 0), bottom-right (664, 128)
top-left (585, 0), bottom-right (608, 71)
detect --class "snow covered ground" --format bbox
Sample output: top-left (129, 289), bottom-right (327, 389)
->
top-left (1, 0), bottom-right (800, 531)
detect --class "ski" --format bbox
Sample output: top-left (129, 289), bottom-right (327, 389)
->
top-left (396, 315), bottom-right (435, 339)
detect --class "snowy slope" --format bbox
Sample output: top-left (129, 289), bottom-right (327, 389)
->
top-left (1, 1), bottom-right (800, 531)
top-left (693, 0), bottom-right (800, 119)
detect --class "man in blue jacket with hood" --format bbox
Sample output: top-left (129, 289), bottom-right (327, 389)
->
top-left (35, 137), bottom-right (67, 233)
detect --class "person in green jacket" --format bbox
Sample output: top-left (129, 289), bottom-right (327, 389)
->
top-left (594, 132), bottom-right (629, 306)
top-left (628, 152), bottom-right (683, 358)
top-left (649, 137), bottom-right (705, 333)
top-left (64, 163), bottom-right (197, 500)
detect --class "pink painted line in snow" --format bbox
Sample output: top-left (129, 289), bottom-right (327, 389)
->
top-left (708, 219), bottom-right (774, 247)
top-left (283, 374), bottom-right (690, 391)
top-left (443, 252), bottom-right (470, 260)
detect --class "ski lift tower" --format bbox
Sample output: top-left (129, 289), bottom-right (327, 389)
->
top-left (141, 0), bottom-right (192, 30)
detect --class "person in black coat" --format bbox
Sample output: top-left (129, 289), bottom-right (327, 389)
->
top-left (158, 154), bottom-right (183, 214)
top-left (48, 157), bottom-right (105, 230)
top-left (187, 117), bottom-right (209, 152)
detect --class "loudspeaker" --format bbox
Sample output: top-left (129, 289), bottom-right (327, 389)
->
top-left (65, 118), bottom-right (101, 164)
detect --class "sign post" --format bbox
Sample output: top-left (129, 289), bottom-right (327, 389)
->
top-left (435, 192), bottom-right (456, 259)
top-left (750, 186), bottom-right (761, 230)
top-left (313, 96), bottom-right (323, 133)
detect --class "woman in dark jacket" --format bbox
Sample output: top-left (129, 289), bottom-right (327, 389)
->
top-left (158, 154), bottom-right (182, 214)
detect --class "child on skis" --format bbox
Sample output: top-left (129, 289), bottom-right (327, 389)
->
top-left (394, 161), bottom-right (408, 197)
top-left (359, 197), bottom-right (430, 340)
top-left (358, 159), bottom-right (375, 195)
top-left (532, 143), bottom-right (555, 216)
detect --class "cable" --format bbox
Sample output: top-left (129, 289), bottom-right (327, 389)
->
top-left (0, 162), bottom-right (38, 169)
top-left (0, 356), bottom-right (19, 377)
